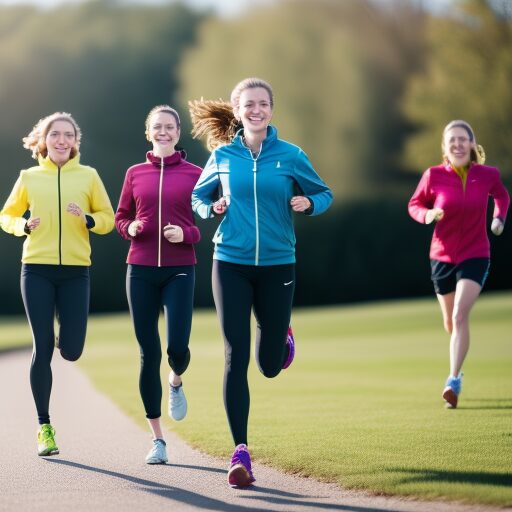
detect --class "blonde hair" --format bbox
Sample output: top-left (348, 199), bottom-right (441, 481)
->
top-left (188, 77), bottom-right (274, 150)
top-left (442, 119), bottom-right (486, 164)
top-left (23, 112), bottom-right (81, 160)
top-left (145, 105), bottom-right (181, 141)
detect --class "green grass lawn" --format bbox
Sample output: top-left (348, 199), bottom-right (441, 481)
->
top-left (2, 292), bottom-right (511, 505)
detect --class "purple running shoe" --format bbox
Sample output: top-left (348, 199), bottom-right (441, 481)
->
top-left (282, 326), bottom-right (295, 369)
top-left (227, 444), bottom-right (255, 487)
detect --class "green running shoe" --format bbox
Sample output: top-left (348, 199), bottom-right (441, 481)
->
top-left (37, 424), bottom-right (59, 456)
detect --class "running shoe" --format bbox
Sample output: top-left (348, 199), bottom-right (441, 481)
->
top-left (227, 443), bottom-right (255, 487)
top-left (442, 373), bottom-right (463, 409)
top-left (282, 326), bottom-right (295, 369)
top-left (145, 438), bottom-right (168, 464)
top-left (37, 424), bottom-right (59, 456)
top-left (168, 381), bottom-right (187, 421)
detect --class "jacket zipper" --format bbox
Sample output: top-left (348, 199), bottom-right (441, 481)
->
top-left (58, 165), bottom-right (62, 265)
top-left (158, 157), bottom-right (164, 267)
top-left (247, 144), bottom-right (262, 265)
top-left (453, 165), bottom-right (468, 263)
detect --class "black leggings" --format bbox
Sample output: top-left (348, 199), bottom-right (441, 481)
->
top-left (21, 264), bottom-right (90, 425)
top-left (212, 260), bottom-right (295, 446)
top-left (127, 264), bottom-right (194, 419)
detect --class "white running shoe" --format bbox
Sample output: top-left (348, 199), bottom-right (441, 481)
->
top-left (145, 438), bottom-right (168, 464)
top-left (169, 383), bottom-right (187, 421)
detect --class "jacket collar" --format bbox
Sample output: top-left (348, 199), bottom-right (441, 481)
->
top-left (38, 154), bottom-right (80, 171)
top-left (146, 150), bottom-right (185, 167)
top-left (232, 125), bottom-right (278, 149)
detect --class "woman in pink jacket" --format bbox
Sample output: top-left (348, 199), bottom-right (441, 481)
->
top-left (115, 105), bottom-right (201, 463)
top-left (408, 120), bottom-right (509, 409)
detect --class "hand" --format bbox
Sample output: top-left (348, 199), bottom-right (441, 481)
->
top-left (212, 197), bottom-right (228, 215)
top-left (128, 220), bottom-right (143, 238)
top-left (491, 217), bottom-right (504, 236)
top-left (66, 202), bottom-right (86, 223)
top-left (290, 195), bottom-right (311, 213)
top-left (163, 223), bottom-right (184, 243)
top-left (425, 208), bottom-right (444, 224)
top-left (26, 217), bottom-right (40, 232)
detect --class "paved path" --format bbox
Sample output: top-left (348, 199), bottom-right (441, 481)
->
top-left (0, 349), bottom-right (503, 512)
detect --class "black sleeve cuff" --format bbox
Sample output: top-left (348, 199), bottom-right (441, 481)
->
top-left (24, 224), bottom-right (31, 235)
top-left (303, 197), bottom-right (314, 215)
top-left (85, 215), bottom-right (96, 229)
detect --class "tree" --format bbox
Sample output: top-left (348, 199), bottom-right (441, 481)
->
top-left (403, 0), bottom-right (512, 178)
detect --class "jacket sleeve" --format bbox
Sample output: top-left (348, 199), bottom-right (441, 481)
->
top-left (0, 173), bottom-right (29, 237)
top-left (182, 225), bottom-right (201, 244)
top-left (490, 169), bottom-right (510, 223)
top-left (88, 170), bottom-right (115, 235)
top-left (191, 152), bottom-right (221, 220)
top-left (292, 149), bottom-right (333, 216)
top-left (115, 170), bottom-right (136, 240)
top-left (408, 170), bottom-right (433, 224)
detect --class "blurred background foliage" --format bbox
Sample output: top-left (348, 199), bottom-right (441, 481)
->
top-left (0, 0), bottom-right (511, 313)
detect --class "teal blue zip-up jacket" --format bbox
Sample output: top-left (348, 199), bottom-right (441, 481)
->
top-left (192, 125), bottom-right (333, 266)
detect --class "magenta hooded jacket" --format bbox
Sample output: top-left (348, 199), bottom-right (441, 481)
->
top-left (408, 163), bottom-right (510, 264)
top-left (115, 151), bottom-right (202, 267)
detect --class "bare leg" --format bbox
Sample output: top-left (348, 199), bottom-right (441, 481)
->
top-left (169, 371), bottom-right (182, 387)
top-left (449, 279), bottom-right (482, 376)
top-left (436, 291), bottom-right (455, 334)
top-left (148, 417), bottom-right (164, 440)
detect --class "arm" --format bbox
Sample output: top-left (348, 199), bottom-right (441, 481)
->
top-left (0, 174), bottom-right (30, 237)
top-left (88, 170), bottom-right (115, 235)
top-left (490, 170), bottom-right (510, 235)
top-left (191, 152), bottom-right (221, 220)
top-left (115, 170), bottom-right (137, 240)
top-left (292, 149), bottom-right (333, 216)
top-left (408, 170), bottom-right (435, 224)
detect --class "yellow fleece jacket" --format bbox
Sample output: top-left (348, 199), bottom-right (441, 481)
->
top-left (0, 154), bottom-right (114, 265)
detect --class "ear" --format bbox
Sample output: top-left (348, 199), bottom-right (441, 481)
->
top-left (233, 106), bottom-right (240, 121)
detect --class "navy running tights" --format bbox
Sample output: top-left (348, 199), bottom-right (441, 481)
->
top-left (212, 260), bottom-right (295, 446)
top-left (126, 264), bottom-right (194, 419)
top-left (21, 264), bottom-right (90, 425)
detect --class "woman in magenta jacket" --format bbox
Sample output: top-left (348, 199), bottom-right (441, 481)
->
top-left (408, 120), bottom-right (509, 409)
top-left (115, 105), bottom-right (201, 463)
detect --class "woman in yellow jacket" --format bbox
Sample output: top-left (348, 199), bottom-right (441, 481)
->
top-left (0, 112), bottom-right (114, 456)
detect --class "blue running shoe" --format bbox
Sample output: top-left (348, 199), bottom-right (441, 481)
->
top-left (442, 373), bottom-right (463, 409)
top-left (145, 438), bottom-right (168, 464)
top-left (227, 444), bottom-right (255, 487)
top-left (282, 326), bottom-right (295, 369)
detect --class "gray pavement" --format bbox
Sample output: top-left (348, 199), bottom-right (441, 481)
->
top-left (0, 349), bottom-right (503, 512)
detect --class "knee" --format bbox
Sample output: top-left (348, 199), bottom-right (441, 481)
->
top-left (259, 362), bottom-right (281, 379)
top-left (60, 347), bottom-right (83, 362)
top-left (443, 318), bottom-right (453, 334)
top-left (452, 308), bottom-right (468, 329)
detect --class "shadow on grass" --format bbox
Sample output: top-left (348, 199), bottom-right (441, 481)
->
top-left (387, 467), bottom-right (512, 487)
top-left (458, 398), bottom-right (512, 410)
top-left (47, 459), bottom-right (397, 512)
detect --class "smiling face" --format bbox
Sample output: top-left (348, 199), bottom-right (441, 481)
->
top-left (235, 87), bottom-right (273, 137)
top-left (443, 126), bottom-right (475, 168)
top-left (148, 111), bottom-right (180, 157)
top-left (45, 120), bottom-right (77, 166)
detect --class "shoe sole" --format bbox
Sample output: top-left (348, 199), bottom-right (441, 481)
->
top-left (228, 464), bottom-right (255, 487)
top-left (38, 448), bottom-right (59, 456)
top-left (442, 387), bottom-right (458, 408)
top-left (146, 459), bottom-right (168, 464)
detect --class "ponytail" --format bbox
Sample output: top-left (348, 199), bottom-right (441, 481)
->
top-left (188, 99), bottom-right (241, 151)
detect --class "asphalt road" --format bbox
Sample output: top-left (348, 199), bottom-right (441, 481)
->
top-left (0, 349), bottom-right (502, 512)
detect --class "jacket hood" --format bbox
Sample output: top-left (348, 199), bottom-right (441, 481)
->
top-left (146, 150), bottom-right (186, 167)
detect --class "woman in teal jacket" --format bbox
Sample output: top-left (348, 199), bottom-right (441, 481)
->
top-left (190, 77), bottom-right (332, 487)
